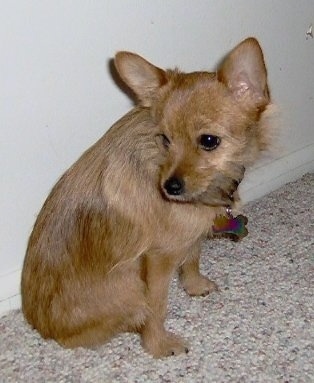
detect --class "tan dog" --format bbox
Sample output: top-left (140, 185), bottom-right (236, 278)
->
top-left (21, 38), bottom-right (271, 358)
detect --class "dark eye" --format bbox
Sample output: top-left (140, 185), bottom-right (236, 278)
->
top-left (158, 134), bottom-right (171, 149)
top-left (198, 134), bottom-right (221, 151)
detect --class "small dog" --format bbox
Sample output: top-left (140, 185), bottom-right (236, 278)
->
top-left (21, 37), bottom-right (271, 358)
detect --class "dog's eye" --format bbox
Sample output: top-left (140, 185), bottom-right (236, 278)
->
top-left (158, 134), bottom-right (171, 149)
top-left (198, 134), bottom-right (221, 151)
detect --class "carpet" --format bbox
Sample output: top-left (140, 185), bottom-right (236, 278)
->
top-left (0, 173), bottom-right (313, 383)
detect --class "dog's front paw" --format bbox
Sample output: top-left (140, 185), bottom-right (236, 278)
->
top-left (182, 275), bottom-right (219, 297)
top-left (142, 330), bottom-right (189, 358)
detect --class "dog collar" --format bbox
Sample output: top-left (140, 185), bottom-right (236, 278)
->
top-left (212, 206), bottom-right (248, 241)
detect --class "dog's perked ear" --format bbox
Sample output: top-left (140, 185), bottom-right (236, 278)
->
top-left (217, 37), bottom-right (270, 109)
top-left (114, 52), bottom-right (168, 107)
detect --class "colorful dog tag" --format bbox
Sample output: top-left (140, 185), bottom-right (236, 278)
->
top-left (213, 213), bottom-right (248, 241)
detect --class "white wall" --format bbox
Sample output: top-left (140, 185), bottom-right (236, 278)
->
top-left (1, 1), bottom-right (314, 314)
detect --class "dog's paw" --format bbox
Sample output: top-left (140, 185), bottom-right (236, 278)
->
top-left (142, 331), bottom-right (189, 358)
top-left (182, 275), bottom-right (219, 297)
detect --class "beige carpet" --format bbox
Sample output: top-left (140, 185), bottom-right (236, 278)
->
top-left (0, 173), bottom-right (313, 383)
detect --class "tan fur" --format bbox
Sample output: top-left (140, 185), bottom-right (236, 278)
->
top-left (21, 38), bottom-right (271, 358)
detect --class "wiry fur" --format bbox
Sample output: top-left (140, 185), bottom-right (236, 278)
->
top-left (21, 38), bottom-right (272, 357)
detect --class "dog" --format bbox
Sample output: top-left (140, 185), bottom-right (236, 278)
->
top-left (21, 37), bottom-right (271, 358)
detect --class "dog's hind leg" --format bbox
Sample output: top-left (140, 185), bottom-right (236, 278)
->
top-left (53, 262), bottom-right (149, 348)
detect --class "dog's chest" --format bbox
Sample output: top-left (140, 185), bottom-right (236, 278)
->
top-left (148, 203), bottom-right (215, 252)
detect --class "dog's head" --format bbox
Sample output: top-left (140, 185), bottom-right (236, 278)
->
top-left (115, 38), bottom-right (271, 207)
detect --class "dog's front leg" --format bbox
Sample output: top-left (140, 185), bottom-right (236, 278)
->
top-left (179, 240), bottom-right (219, 297)
top-left (141, 254), bottom-right (189, 358)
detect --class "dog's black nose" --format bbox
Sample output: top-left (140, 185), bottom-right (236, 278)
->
top-left (164, 177), bottom-right (185, 195)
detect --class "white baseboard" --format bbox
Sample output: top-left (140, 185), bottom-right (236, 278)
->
top-left (240, 143), bottom-right (314, 203)
top-left (0, 293), bottom-right (21, 317)
top-left (0, 269), bottom-right (21, 317)
top-left (1, 143), bottom-right (313, 317)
